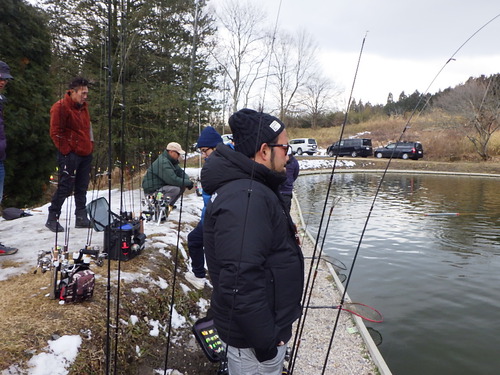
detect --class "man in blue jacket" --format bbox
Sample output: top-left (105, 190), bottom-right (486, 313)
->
top-left (279, 154), bottom-right (299, 212)
top-left (201, 108), bottom-right (304, 374)
top-left (185, 126), bottom-right (223, 289)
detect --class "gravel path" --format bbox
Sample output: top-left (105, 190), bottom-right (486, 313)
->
top-left (289, 198), bottom-right (389, 375)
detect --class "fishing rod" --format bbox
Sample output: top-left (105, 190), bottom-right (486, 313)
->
top-left (104, 0), bottom-right (114, 373)
top-left (193, 1), bottom-right (287, 373)
top-left (162, 1), bottom-right (201, 373)
top-left (288, 32), bottom-right (368, 374)
top-left (109, 1), bottom-right (130, 373)
top-left (317, 13), bottom-right (500, 374)
top-left (288, 198), bottom-right (340, 372)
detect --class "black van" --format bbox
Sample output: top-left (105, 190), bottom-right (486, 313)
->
top-left (374, 141), bottom-right (424, 160)
top-left (327, 138), bottom-right (373, 157)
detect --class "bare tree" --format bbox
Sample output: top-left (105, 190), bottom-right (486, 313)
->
top-left (212, 0), bottom-right (271, 113)
top-left (435, 75), bottom-right (500, 160)
top-left (301, 73), bottom-right (339, 127)
top-left (270, 29), bottom-right (318, 120)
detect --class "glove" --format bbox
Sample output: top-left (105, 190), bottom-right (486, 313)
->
top-left (187, 182), bottom-right (194, 190)
top-left (254, 346), bottom-right (278, 363)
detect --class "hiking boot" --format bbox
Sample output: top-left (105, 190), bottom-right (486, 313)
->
top-left (75, 215), bottom-right (91, 228)
top-left (45, 212), bottom-right (64, 233)
top-left (0, 243), bottom-right (18, 256)
top-left (75, 209), bottom-right (91, 228)
top-left (45, 220), bottom-right (64, 233)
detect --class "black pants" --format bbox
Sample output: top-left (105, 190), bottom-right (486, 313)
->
top-left (49, 151), bottom-right (92, 215)
top-left (187, 220), bottom-right (205, 278)
top-left (281, 193), bottom-right (292, 213)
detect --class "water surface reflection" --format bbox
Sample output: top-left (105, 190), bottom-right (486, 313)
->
top-left (295, 172), bottom-right (500, 375)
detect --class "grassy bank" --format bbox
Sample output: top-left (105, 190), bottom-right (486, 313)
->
top-left (287, 115), bottom-right (500, 162)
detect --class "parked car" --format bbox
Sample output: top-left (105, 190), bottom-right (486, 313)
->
top-left (221, 133), bottom-right (233, 144)
top-left (327, 138), bottom-right (373, 157)
top-left (374, 141), bottom-right (424, 160)
top-left (289, 138), bottom-right (318, 155)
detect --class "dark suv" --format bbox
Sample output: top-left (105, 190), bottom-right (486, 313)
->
top-left (374, 142), bottom-right (424, 160)
top-left (327, 138), bottom-right (373, 157)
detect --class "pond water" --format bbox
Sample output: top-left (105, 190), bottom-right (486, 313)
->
top-left (294, 172), bottom-right (500, 375)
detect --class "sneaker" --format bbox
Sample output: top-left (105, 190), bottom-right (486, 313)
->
top-left (0, 243), bottom-right (18, 256)
top-left (185, 271), bottom-right (206, 289)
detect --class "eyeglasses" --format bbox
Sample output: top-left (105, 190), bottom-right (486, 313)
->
top-left (199, 147), bottom-right (213, 155)
top-left (267, 143), bottom-right (291, 155)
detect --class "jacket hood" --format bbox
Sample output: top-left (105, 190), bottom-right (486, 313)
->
top-left (201, 144), bottom-right (286, 196)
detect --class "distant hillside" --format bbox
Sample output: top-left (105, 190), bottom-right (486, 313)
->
top-left (288, 113), bottom-right (500, 163)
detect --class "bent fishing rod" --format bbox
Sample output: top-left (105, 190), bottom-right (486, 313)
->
top-left (288, 31), bottom-right (368, 374)
top-left (205, 0), bottom-right (286, 371)
top-left (317, 13), bottom-right (500, 374)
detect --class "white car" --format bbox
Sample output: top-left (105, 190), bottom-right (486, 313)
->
top-left (289, 138), bottom-right (318, 155)
top-left (221, 134), bottom-right (233, 144)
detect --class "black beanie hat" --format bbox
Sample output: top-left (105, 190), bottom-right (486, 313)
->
top-left (228, 108), bottom-right (285, 157)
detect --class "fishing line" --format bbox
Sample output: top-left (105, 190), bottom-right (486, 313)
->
top-left (308, 302), bottom-right (383, 323)
top-left (104, 0), bottom-right (114, 373)
top-left (206, 0), bottom-right (286, 369)
top-left (109, 1), bottom-right (130, 373)
top-left (389, 12), bottom-right (500, 144)
top-left (162, 1), bottom-right (202, 373)
top-left (318, 14), bottom-right (500, 373)
top-left (289, 32), bottom-right (368, 374)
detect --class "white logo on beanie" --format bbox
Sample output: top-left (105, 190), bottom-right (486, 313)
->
top-left (269, 120), bottom-right (281, 132)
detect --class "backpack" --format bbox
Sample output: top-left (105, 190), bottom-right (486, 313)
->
top-left (59, 269), bottom-right (95, 303)
top-left (2, 207), bottom-right (32, 220)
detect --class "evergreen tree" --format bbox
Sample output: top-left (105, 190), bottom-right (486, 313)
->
top-left (0, 0), bottom-right (54, 207)
top-left (42, 0), bottom-right (219, 170)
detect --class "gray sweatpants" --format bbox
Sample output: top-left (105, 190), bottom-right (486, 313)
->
top-left (225, 342), bottom-right (288, 375)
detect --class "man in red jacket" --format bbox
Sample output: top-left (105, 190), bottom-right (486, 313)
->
top-left (46, 77), bottom-right (93, 232)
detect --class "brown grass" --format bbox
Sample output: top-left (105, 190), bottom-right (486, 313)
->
top-left (0, 230), bottom-right (217, 375)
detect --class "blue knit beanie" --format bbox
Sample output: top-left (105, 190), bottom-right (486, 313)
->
top-left (196, 126), bottom-right (223, 148)
top-left (229, 108), bottom-right (285, 157)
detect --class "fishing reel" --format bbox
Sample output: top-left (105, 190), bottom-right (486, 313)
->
top-left (71, 246), bottom-right (106, 268)
top-left (141, 191), bottom-right (171, 222)
top-left (34, 245), bottom-right (106, 274)
top-left (34, 250), bottom-right (53, 274)
top-left (195, 178), bottom-right (203, 197)
top-left (34, 245), bottom-right (66, 274)
top-left (281, 346), bottom-right (291, 375)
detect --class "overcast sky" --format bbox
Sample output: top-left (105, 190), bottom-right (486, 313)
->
top-left (232, 0), bottom-right (500, 106)
top-left (25, 0), bottom-right (500, 107)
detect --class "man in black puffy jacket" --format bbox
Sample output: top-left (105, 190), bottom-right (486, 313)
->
top-left (201, 108), bottom-right (304, 374)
